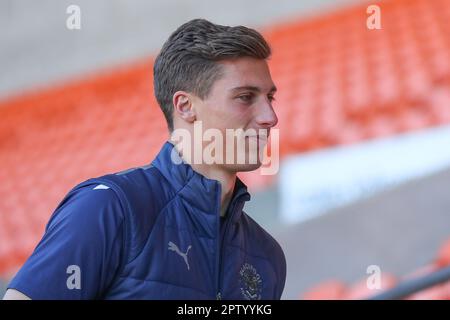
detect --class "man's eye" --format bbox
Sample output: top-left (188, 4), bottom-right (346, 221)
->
top-left (268, 95), bottom-right (276, 102)
top-left (238, 94), bottom-right (253, 103)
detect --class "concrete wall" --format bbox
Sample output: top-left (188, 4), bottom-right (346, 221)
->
top-left (0, 0), bottom-right (363, 99)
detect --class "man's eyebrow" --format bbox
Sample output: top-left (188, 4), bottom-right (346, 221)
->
top-left (230, 85), bottom-right (277, 93)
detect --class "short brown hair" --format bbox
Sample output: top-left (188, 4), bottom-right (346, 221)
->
top-left (153, 18), bottom-right (271, 132)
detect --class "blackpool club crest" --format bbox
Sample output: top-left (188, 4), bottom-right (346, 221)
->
top-left (239, 263), bottom-right (262, 300)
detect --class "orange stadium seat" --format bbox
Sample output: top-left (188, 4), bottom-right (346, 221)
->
top-left (302, 280), bottom-right (347, 300)
top-left (343, 273), bottom-right (397, 300)
top-left (436, 238), bottom-right (450, 268)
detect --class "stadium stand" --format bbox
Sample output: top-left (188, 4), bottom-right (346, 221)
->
top-left (1, 0), bottom-right (449, 298)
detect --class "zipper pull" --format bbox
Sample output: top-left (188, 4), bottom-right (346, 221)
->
top-left (216, 292), bottom-right (222, 300)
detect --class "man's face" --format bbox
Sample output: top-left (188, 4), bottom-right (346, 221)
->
top-left (192, 57), bottom-right (278, 172)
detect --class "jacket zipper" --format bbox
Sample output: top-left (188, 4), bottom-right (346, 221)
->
top-left (216, 193), bottom-right (242, 300)
top-left (215, 183), bottom-right (222, 299)
top-left (216, 210), bottom-right (231, 300)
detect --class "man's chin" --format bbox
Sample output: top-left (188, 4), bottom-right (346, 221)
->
top-left (223, 161), bottom-right (262, 173)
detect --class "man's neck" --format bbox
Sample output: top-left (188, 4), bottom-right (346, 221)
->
top-left (169, 138), bottom-right (236, 217)
top-left (190, 163), bottom-right (236, 217)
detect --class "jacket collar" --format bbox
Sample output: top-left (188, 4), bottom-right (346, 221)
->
top-left (152, 141), bottom-right (251, 223)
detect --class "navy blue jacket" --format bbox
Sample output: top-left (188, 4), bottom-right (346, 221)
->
top-left (8, 141), bottom-right (286, 299)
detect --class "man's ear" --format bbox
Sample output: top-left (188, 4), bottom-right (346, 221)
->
top-left (173, 91), bottom-right (196, 123)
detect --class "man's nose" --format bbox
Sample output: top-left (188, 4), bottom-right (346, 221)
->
top-left (255, 99), bottom-right (278, 129)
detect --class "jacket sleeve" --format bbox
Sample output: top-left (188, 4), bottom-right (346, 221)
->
top-left (275, 245), bottom-right (287, 299)
top-left (7, 183), bottom-right (125, 299)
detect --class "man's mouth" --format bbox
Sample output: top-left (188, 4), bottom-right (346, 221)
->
top-left (245, 134), bottom-right (268, 144)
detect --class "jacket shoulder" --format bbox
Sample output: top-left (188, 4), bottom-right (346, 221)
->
top-left (77, 164), bottom-right (175, 261)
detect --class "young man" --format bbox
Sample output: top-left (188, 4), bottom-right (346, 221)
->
top-left (4, 18), bottom-right (286, 300)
